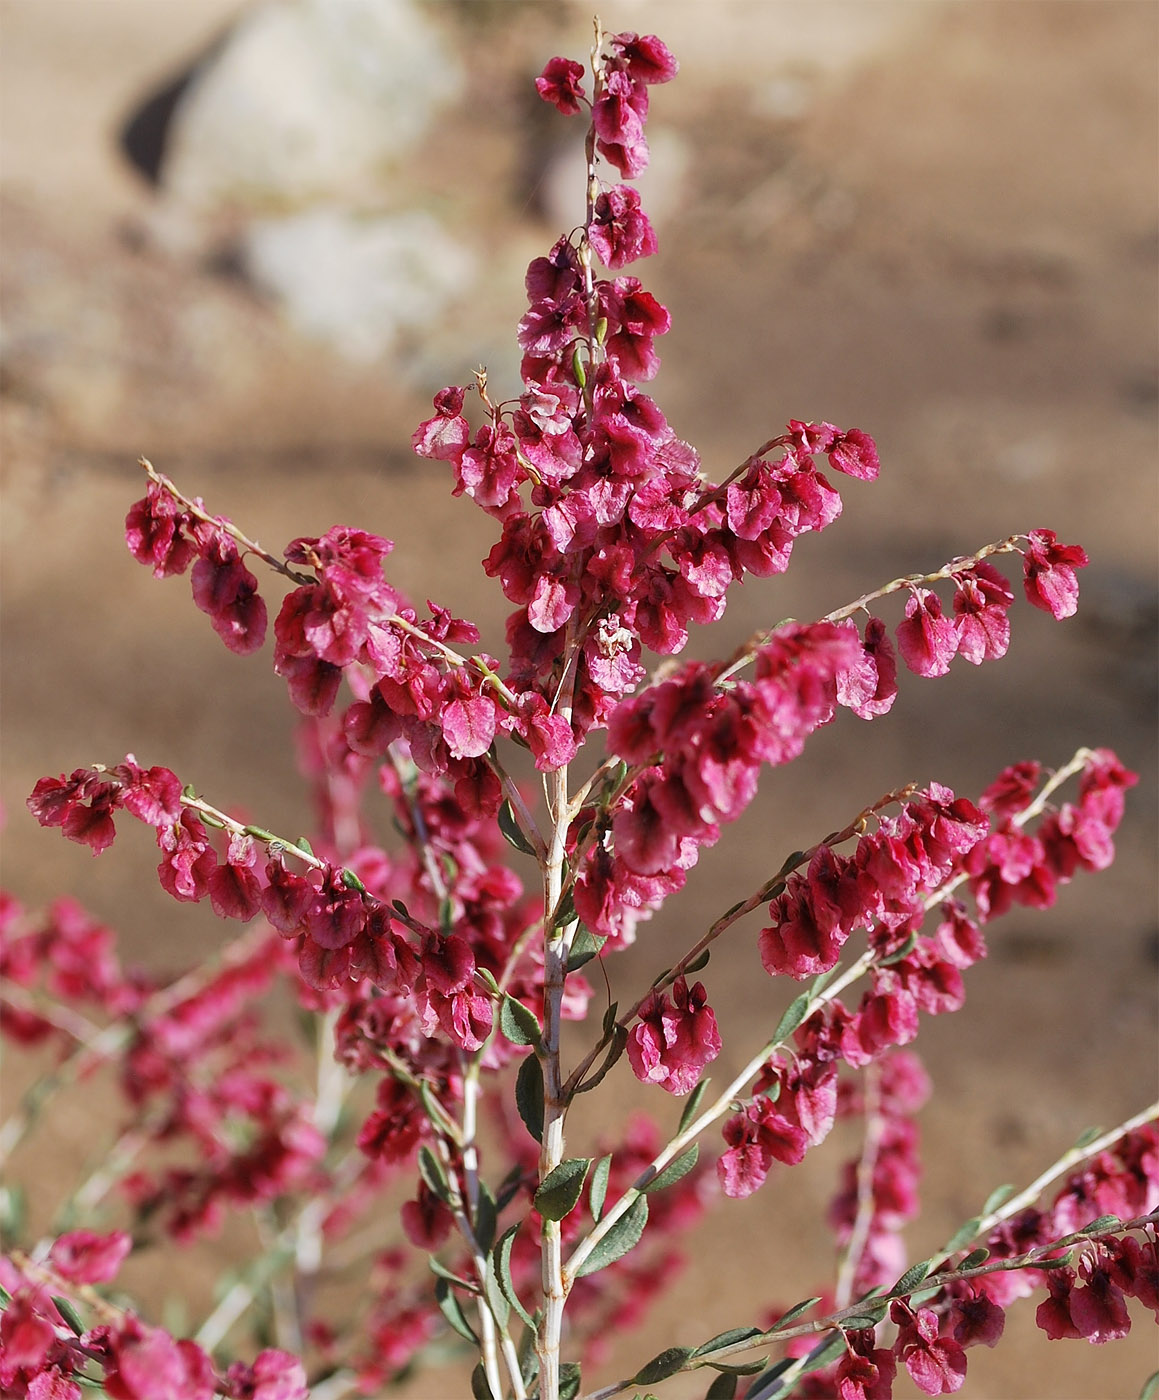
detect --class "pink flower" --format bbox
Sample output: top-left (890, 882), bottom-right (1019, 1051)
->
top-left (952, 561), bottom-right (1013, 664)
top-left (627, 976), bottom-right (720, 1094)
top-left (897, 588), bottom-right (958, 677)
top-left (191, 531), bottom-right (267, 656)
top-left (1022, 528), bottom-right (1087, 619)
top-left (589, 185), bottom-right (657, 269)
top-left (891, 1302), bottom-right (968, 1394)
top-left (535, 56), bottom-right (586, 114)
top-left (50, 1229), bottom-right (131, 1285)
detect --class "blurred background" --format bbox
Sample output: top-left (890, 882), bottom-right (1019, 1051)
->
top-left (1, 2), bottom-right (1155, 1395)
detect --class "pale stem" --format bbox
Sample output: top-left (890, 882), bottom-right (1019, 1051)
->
top-left (715, 534), bottom-right (1028, 686)
top-left (949, 1098), bottom-right (1159, 1256)
top-left (834, 1063), bottom-right (884, 1308)
top-left (460, 1056), bottom-right (527, 1400)
top-left (565, 950), bottom-right (874, 1280)
top-left (537, 764), bottom-right (574, 1400)
top-left (578, 1207), bottom-right (1159, 1400)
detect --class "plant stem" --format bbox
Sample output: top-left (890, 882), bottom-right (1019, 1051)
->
top-left (537, 763), bottom-right (574, 1400)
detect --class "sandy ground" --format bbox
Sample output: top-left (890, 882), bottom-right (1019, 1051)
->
top-left (1, 3), bottom-right (1156, 1397)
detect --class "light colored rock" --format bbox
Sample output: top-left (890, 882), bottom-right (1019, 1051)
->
top-left (162, 0), bottom-right (463, 211)
top-left (243, 207), bottom-right (474, 364)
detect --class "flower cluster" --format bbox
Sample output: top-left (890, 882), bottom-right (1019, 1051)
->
top-left (0, 1239), bottom-right (305, 1400)
top-left (6, 23), bottom-right (1151, 1400)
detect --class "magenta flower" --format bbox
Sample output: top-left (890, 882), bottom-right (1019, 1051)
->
top-left (627, 976), bottom-right (721, 1094)
top-left (897, 588), bottom-right (959, 677)
top-left (535, 56), bottom-right (586, 114)
top-left (1022, 528), bottom-right (1088, 619)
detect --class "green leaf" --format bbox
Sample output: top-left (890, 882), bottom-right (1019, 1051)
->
top-left (943, 1215), bottom-right (983, 1253)
top-left (1038, 1250), bottom-right (1076, 1269)
top-left (500, 995), bottom-right (542, 1048)
top-left (559, 1361), bottom-right (582, 1400)
top-left (243, 824), bottom-right (277, 842)
top-left (515, 1053), bottom-right (544, 1144)
top-left (643, 1143), bottom-right (699, 1194)
top-left (498, 800), bottom-right (536, 856)
top-left (877, 931), bottom-right (918, 966)
top-left (589, 1154), bottom-right (612, 1222)
top-left (495, 1163), bottom-right (526, 1213)
top-left (766, 1296), bottom-right (821, 1332)
top-left (705, 1375), bottom-right (739, 1400)
top-left (574, 1024), bottom-right (627, 1095)
top-left (679, 1078), bottom-right (711, 1134)
top-left (773, 991), bottom-right (811, 1044)
top-left (960, 1247), bottom-right (990, 1269)
top-left (888, 1258), bottom-right (934, 1298)
top-left (553, 889), bottom-right (577, 930)
top-left (684, 947), bottom-right (711, 974)
top-left (567, 924), bottom-right (606, 973)
top-left (340, 867), bottom-right (367, 893)
top-left (295, 836), bottom-right (314, 856)
top-left (799, 1330), bottom-right (845, 1376)
top-left (492, 1225), bottom-right (534, 1327)
top-left (809, 967), bottom-right (838, 998)
top-left (839, 1309), bottom-right (887, 1330)
top-left (574, 1194), bottom-right (648, 1277)
top-left (534, 1158), bottom-right (591, 1221)
top-left (745, 1356), bottom-right (795, 1400)
top-left (434, 1277), bottom-right (477, 1343)
top-left (418, 1145), bottom-right (453, 1205)
top-left (982, 1183), bottom-right (1015, 1215)
top-left (1081, 1213), bottom-right (1122, 1234)
top-left (1073, 1124), bottom-right (1104, 1150)
top-left (52, 1295), bottom-right (85, 1336)
top-left (602, 1001), bottom-right (620, 1037)
top-left (693, 1327), bottom-right (763, 1358)
top-left (703, 1360), bottom-right (766, 1377)
top-left (474, 1182), bottom-right (497, 1254)
top-left (571, 345), bottom-right (587, 389)
top-left (482, 1250), bottom-right (509, 1329)
top-left (0, 1284), bottom-right (11, 1306)
top-left (471, 1361), bottom-right (496, 1400)
top-left (1138, 1370), bottom-right (1159, 1400)
top-left (429, 1257), bottom-right (475, 1290)
top-left (200, 811), bottom-right (225, 829)
top-left (632, 1347), bottom-right (695, 1384)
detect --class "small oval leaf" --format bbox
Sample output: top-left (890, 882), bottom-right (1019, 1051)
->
top-left (693, 1326), bottom-right (763, 1358)
top-left (705, 1374), bottom-right (739, 1400)
top-left (498, 800), bottom-right (537, 856)
top-left (643, 1143), bottom-right (699, 1194)
top-left (516, 1054), bottom-right (544, 1144)
top-left (567, 924), bottom-right (606, 973)
top-left (888, 1258), bottom-right (934, 1298)
top-left (589, 1154), bottom-right (612, 1222)
top-left (632, 1346), bottom-right (694, 1385)
top-left (559, 1361), bottom-right (582, 1400)
top-left (960, 1247), bottom-right (990, 1269)
top-left (773, 991), bottom-right (811, 1045)
top-left (766, 1296), bottom-right (821, 1332)
top-left (573, 1194), bottom-right (648, 1278)
top-left (500, 995), bottom-right (542, 1047)
top-left (418, 1145), bottom-right (453, 1205)
top-left (982, 1183), bottom-right (1015, 1215)
top-left (435, 1277), bottom-right (478, 1344)
top-left (678, 1078), bottom-right (711, 1134)
top-left (534, 1158), bottom-right (591, 1221)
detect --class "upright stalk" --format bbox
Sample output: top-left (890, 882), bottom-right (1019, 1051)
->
top-left (537, 763), bottom-right (573, 1400)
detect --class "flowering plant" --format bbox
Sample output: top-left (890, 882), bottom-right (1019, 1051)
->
top-left (2, 22), bottom-right (1155, 1400)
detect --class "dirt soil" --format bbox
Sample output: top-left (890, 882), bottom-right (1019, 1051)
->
top-left (1, 3), bottom-right (1156, 1398)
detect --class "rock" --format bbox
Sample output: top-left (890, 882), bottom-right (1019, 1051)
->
top-left (160, 0), bottom-right (463, 211)
top-left (243, 207), bottom-right (474, 364)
